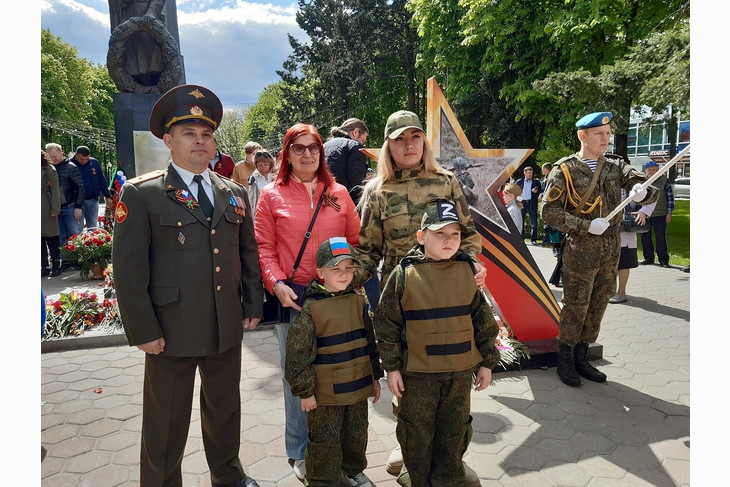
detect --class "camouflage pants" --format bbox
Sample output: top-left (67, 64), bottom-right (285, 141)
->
top-left (304, 400), bottom-right (368, 486)
top-left (559, 233), bottom-right (620, 346)
top-left (396, 371), bottom-right (473, 487)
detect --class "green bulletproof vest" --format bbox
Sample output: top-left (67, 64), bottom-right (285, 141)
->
top-left (310, 293), bottom-right (375, 406)
top-left (401, 260), bottom-right (483, 373)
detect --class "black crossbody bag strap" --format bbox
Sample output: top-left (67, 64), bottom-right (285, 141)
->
top-left (288, 188), bottom-right (328, 281)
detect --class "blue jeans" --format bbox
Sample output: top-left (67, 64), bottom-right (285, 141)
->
top-left (275, 311), bottom-right (308, 461)
top-left (59, 206), bottom-right (83, 248)
top-left (82, 199), bottom-right (100, 229)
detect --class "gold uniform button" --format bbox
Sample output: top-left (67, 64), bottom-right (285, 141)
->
top-left (211, 229), bottom-right (216, 235)
top-left (215, 266), bottom-right (221, 272)
top-left (216, 285), bottom-right (222, 291)
top-left (213, 248), bottom-right (220, 254)
top-left (177, 222), bottom-right (182, 227)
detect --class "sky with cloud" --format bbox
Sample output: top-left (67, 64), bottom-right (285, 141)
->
top-left (41, 0), bottom-right (307, 107)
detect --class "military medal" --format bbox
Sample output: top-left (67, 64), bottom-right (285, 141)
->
top-left (178, 232), bottom-right (185, 245)
top-left (175, 189), bottom-right (199, 209)
top-left (229, 195), bottom-right (246, 216)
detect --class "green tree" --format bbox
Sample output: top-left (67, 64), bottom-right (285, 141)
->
top-left (41, 28), bottom-right (116, 167)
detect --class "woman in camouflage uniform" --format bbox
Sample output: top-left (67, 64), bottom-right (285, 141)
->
top-left (353, 110), bottom-right (484, 485)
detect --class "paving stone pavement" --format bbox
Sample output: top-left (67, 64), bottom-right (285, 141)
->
top-left (41, 244), bottom-right (690, 486)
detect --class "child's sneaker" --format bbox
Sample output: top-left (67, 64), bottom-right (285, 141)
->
top-left (339, 471), bottom-right (375, 486)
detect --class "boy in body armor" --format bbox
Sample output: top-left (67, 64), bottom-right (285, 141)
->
top-left (374, 201), bottom-right (501, 486)
top-left (285, 237), bottom-right (382, 486)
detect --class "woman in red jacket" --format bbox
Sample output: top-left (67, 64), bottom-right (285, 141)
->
top-left (253, 123), bottom-right (360, 481)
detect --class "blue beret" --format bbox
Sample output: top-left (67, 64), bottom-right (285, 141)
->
top-left (575, 112), bottom-right (612, 129)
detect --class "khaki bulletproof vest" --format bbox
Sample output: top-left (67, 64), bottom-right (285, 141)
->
top-left (401, 260), bottom-right (483, 373)
top-left (310, 293), bottom-right (375, 406)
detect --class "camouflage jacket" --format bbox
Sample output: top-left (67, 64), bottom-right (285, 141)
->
top-left (353, 166), bottom-right (481, 287)
top-left (541, 153), bottom-right (658, 237)
top-left (373, 247), bottom-right (500, 373)
top-left (284, 280), bottom-right (383, 399)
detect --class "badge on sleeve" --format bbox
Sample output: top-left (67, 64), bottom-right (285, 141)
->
top-left (115, 201), bottom-right (128, 223)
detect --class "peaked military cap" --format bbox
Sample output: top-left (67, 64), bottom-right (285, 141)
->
top-left (420, 200), bottom-right (467, 232)
top-left (575, 112), bottom-right (612, 129)
top-left (149, 84), bottom-right (223, 139)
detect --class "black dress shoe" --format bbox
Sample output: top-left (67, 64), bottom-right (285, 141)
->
top-left (216, 475), bottom-right (260, 487)
top-left (659, 262), bottom-right (670, 268)
top-left (41, 268), bottom-right (51, 277)
top-left (640, 260), bottom-right (654, 265)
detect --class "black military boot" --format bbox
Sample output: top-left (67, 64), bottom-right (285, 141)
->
top-left (574, 343), bottom-right (607, 382)
top-left (557, 344), bottom-right (581, 387)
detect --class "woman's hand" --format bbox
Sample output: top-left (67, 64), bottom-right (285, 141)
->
top-left (273, 281), bottom-right (303, 312)
top-left (474, 263), bottom-right (487, 289)
top-left (300, 395), bottom-right (317, 412)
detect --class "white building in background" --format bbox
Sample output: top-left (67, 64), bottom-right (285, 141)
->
top-left (626, 115), bottom-right (690, 177)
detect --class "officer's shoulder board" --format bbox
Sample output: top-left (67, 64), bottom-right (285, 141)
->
top-left (218, 173), bottom-right (245, 190)
top-left (127, 170), bottom-right (164, 185)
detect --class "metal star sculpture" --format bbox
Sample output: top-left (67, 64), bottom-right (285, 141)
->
top-left (363, 78), bottom-right (560, 346)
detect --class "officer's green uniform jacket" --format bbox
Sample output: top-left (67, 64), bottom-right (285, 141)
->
top-left (354, 166), bottom-right (481, 289)
top-left (541, 153), bottom-right (658, 236)
top-left (285, 281), bottom-right (383, 402)
top-left (374, 247), bottom-right (500, 374)
top-left (112, 164), bottom-right (264, 356)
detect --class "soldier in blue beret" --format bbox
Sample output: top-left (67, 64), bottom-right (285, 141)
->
top-left (540, 111), bottom-right (659, 388)
top-left (113, 84), bottom-right (262, 487)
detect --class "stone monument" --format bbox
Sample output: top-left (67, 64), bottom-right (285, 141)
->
top-left (107, 0), bottom-right (186, 178)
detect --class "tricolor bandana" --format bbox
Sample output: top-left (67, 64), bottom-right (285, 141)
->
top-left (175, 189), bottom-right (199, 209)
top-left (229, 195), bottom-right (247, 216)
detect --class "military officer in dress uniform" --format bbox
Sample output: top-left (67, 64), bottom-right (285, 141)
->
top-left (112, 84), bottom-right (263, 487)
top-left (541, 112), bottom-right (658, 388)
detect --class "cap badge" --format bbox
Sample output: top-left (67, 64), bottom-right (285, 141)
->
top-left (190, 106), bottom-right (204, 116)
top-left (601, 116), bottom-right (609, 124)
top-left (189, 89), bottom-right (205, 99)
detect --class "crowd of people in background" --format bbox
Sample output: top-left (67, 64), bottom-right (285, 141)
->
top-left (42, 79), bottom-right (683, 486)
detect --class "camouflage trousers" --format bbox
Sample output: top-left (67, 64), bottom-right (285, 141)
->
top-left (559, 233), bottom-right (620, 346)
top-left (304, 400), bottom-right (368, 486)
top-left (395, 371), bottom-right (473, 487)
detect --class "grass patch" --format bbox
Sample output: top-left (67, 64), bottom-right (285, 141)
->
top-left (638, 199), bottom-right (690, 266)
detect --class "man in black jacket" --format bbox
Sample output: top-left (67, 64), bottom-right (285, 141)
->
top-left (323, 118), bottom-right (369, 205)
top-left (45, 143), bottom-right (85, 269)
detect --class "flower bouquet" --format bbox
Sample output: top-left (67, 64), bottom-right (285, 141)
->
top-left (63, 228), bottom-right (112, 279)
top-left (43, 290), bottom-right (122, 339)
top-left (495, 322), bottom-right (531, 371)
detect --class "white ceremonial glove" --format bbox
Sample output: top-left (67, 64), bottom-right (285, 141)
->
top-left (628, 183), bottom-right (647, 202)
top-left (588, 218), bottom-right (610, 235)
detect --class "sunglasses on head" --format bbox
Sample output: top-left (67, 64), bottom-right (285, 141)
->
top-left (255, 151), bottom-right (271, 158)
top-left (289, 143), bottom-right (320, 156)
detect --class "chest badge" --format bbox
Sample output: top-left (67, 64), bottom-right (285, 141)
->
top-left (229, 195), bottom-right (246, 217)
top-left (175, 189), bottom-right (199, 209)
top-left (178, 232), bottom-right (185, 245)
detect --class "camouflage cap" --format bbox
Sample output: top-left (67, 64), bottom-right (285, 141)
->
top-left (384, 110), bottom-right (424, 139)
top-left (316, 237), bottom-right (356, 268)
top-left (420, 200), bottom-right (467, 232)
